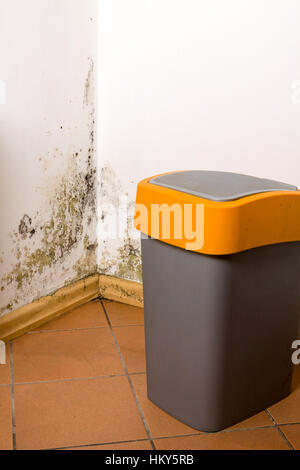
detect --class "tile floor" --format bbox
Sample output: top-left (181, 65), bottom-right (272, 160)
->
top-left (0, 299), bottom-right (300, 450)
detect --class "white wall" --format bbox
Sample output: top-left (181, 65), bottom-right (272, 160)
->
top-left (97, 0), bottom-right (300, 281)
top-left (1, 1), bottom-right (300, 315)
top-left (0, 0), bottom-right (97, 316)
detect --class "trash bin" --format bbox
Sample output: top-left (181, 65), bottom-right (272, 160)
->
top-left (134, 171), bottom-right (300, 432)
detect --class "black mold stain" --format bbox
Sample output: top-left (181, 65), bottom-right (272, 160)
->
top-left (117, 237), bottom-right (142, 283)
top-left (18, 215), bottom-right (36, 239)
top-left (19, 215), bottom-right (32, 235)
top-left (73, 236), bottom-right (98, 278)
top-left (83, 57), bottom-right (94, 107)
top-left (87, 243), bottom-right (97, 251)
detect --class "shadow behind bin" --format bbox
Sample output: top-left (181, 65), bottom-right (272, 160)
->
top-left (135, 171), bottom-right (300, 432)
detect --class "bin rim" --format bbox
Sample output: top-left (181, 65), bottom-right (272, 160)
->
top-left (134, 171), bottom-right (300, 255)
top-left (149, 170), bottom-right (298, 202)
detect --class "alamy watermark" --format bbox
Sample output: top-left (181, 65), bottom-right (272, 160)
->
top-left (135, 202), bottom-right (204, 250)
top-left (292, 340), bottom-right (300, 365)
top-left (100, 195), bottom-right (205, 251)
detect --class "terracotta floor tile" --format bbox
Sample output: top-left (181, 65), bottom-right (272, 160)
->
top-left (268, 366), bottom-right (300, 424)
top-left (13, 328), bottom-right (123, 383)
top-left (65, 440), bottom-right (152, 450)
top-left (0, 386), bottom-right (12, 450)
top-left (114, 326), bottom-right (146, 373)
top-left (103, 301), bottom-right (144, 326)
top-left (33, 301), bottom-right (107, 331)
top-left (14, 376), bottom-right (147, 450)
top-left (279, 425), bottom-right (300, 450)
top-left (131, 374), bottom-right (201, 438)
top-left (0, 342), bottom-right (11, 385)
top-left (154, 428), bottom-right (290, 450)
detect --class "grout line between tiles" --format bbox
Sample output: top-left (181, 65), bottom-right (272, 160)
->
top-left (279, 421), bottom-right (300, 428)
top-left (110, 324), bottom-right (144, 329)
top-left (26, 324), bottom-right (144, 336)
top-left (266, 409), bottom-right (294, 450)
top-left (265, 409), bottom-right (278, 426)
top-left (51, 438), bottom-right (151, 450)
top-left (100, 299), bottom-right (156, 451)
top-left (9, 341), bottom-right (16, 450)
top-left (276, 426), bottom-right (295, 451)
top-left (14, 371), bottom-right (146, 386)
top-left (27, 326), bottom-right (110, 334)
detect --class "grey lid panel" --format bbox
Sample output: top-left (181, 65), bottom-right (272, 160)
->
top-left (150, 171), bottom-right (298, 201)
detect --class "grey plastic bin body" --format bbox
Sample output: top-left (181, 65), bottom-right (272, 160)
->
top-left (140, 171), bottom-right (300, 432)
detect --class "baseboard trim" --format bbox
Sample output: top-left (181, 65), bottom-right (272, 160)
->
top-left (99, 275), bottom-right (144, 308)
top-left (0, 274), bottom-right (100, 342)
top-left (0, 273), bottom-right (144, 342)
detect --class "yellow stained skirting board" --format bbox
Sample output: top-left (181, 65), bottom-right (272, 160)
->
top-left (0, 273), bottom-right (144, 342)
top-left (99, 275), bottom-right (144, 308)
top-left (0, 274), bottom-right (100, 342)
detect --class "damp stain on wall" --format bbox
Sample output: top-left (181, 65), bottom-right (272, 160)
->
top-left (18, 215), bottom-right (36, 239)
top-left (0, 57), bottom-right (97, 316)
top-left (83, 57), bottom-right (94, 108)
top-left (117, 239), bottom-right (142, 283)
top-left (99, 163), bottom-right (142, 283)
top-left (116, 209), bottom-right (142, 282)
top-left (0, 149), bottom-right (97, 315)
top-left (73, 235), bottom-right (98, 278)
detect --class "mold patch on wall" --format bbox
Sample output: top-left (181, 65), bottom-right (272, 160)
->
top-left (18, 215), bottom-right (36, 239)
top-left (0, 56), bottom-right (97, 317)
top-left (73, 235), bottom-right (98, 278)
top-left (83, 57), bottom-right (94, 108)
top-left (0, 149), bottom-right (97, 316)
top-left (99, 163), bottom-right (142, 283)
top-left (116, 213), bottom-right (142, 282)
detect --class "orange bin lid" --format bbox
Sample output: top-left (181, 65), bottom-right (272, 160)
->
top-left (134, 171), bottom-right (300, 255)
